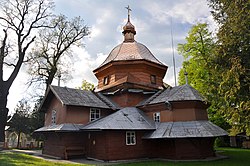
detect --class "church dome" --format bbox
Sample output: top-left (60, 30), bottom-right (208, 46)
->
top-left (122, 19), bottom-right (136, 35)
top-left (98, 41), bottom-right (164, 68)
top-left (94, 6), bottom-right (166, 71)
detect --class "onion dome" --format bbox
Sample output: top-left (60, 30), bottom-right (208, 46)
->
top-left (122, 5), bottom-right (136, 42)
top-left (94, 6), bottom-right (166, 71)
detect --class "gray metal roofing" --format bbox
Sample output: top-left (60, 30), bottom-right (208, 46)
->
top-left (143, 121), bottom-right (228, 139)
top-left (81, 107), bottom-right (155, 130)
top-left (98, 41), bottom-right (165, 69)
top-left (95, 92), bottom-right (120, 110)
top-left (138, 84), bottom-right (206, 106)
top-left (34, 123), bottom-right (81, 132)
top-left (50, 86), bottom-right (111, 109)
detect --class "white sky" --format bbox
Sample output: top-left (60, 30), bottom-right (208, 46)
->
top-left (4, 0), bottom-right (215, 114)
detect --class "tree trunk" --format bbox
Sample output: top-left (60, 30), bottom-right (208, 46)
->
top-left (0, 84), bottom-right (9, 150)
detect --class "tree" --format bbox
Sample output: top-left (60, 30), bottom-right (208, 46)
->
top-left (29, 97), bottom-right (44, 132)
top-left (208, 0), bottom-right (250, 135)
top-left (0, 0), bottom-right (53, 145)
top-left (29, 97), bottom-right (44, 143)
top-left (178, 23), bottom-right (214, 91)
top-left (78, 79), bottom-right (95, 91)
top-left (27, 15), bottom-right (90, 92)
top-left (8, 100), bottom-right (31, 148)
top-left (178, 23), bottom-right (230, 130)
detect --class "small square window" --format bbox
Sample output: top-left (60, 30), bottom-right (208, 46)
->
top-left (103, 76), bottom-right (109, 85)
top-left (150, 75), bottom-right (156, 84)
top-left (90, 108), bottom-right (101, 122)
top-left (153, 112), bottom-right (160, 122)
top-left (126, 131), bottom-right (136, 145)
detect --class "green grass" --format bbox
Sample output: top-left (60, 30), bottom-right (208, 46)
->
top-left (0, 148), bottom-right (249, 166)
top-left (0, 151), bottom-right (87, 166)
top-left (117, 148), bottom-right (250, 166)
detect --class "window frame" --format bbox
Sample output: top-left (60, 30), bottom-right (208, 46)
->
top-left (51, 110), bottom-right (56, 125)
top-left (90, 108), bottom-right (101, 122)
top-left (126, 131), bottom-right (136, 145)
top-left (150, 75), bottom-right (156, 84)
top-left (103, 76), bottom-right (109, 85)
top-left (153, 112), bottom-right (160, 122)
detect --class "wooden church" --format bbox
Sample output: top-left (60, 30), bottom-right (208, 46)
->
top-left (35, 8), bottom-right (227, 161)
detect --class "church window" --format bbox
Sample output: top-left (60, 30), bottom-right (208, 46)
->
top-left (150, 75), bottom-right (156, 84)
top-left (153, 112), bottom-right (160, 122)
top-left (52, 110), bottom-right (56, 125)
top-left (126, 131), bottom-right (136, 145)
top-left (90, 108), bottom-right (101, 121)
top-left (103, 76), bottom-right (109, 85)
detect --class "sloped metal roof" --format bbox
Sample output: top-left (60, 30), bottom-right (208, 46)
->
top-left (81, 107), bottom-right (155, 130)
top-left (138, 84), bottom-right (206, 106)
top-left (34, 123), bottom-right (81, 132)
top-left (50, 86), bottom-right (111, 109)
top-left (95, 92), bottom-right (120, 110)
top-left (143, 121), bottom-right (228, 139)
top-left (97, 41), bottom-right (165, 69)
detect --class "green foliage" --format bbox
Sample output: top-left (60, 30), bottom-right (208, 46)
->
top-left (208, 0), bottom-right (250, 135)
top-left (78, 80), bottom-right (95, 91)
top-left (178, 23), bottom-right (214, 93)
top-left (178, 0), bottom-right (250, 135)
top-left (177, 23), bottom-right (230, 130)
top-left (8, 98), bottom-right (45, 145)
top-left (29, 97), bottom-right (45, 140)
top-left (8, 100), bottom-right (31, 134)
top-left (214, 137), bottom-right (230, 148)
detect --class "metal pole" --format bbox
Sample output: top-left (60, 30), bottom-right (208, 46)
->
top-left (171, 16), bottom-right (177, 86)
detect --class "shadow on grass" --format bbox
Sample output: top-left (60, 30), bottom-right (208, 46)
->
top-left (0, 151), bottom-right (82, 166)
top-left (0, 148), bottom-right (249, 166)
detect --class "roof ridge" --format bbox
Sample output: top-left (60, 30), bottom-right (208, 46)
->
top-left (167, 85), bottom-right (184, 100)
top-left (144, 89), bottom-right (165, 105)
top-left (94, 92), bottom-right (117, 110)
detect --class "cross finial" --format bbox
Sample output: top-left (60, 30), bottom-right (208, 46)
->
top-left (125, 5), bottom-right (132, 22)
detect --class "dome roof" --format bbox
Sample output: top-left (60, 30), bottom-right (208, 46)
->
top-left (98, 41), bottom-right (165, 68)
top-left (122, 19), bottom-right (136, 35)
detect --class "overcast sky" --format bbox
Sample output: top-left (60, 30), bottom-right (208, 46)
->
top-left (6, 0), bottom-right (215, 114)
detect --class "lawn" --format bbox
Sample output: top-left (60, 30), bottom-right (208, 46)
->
top-left (0, 148), bottom-right (249, 166)
top-left (117, 148), bottom-right (250, 166)
top-left (0, 151), bottom-right (87, 166)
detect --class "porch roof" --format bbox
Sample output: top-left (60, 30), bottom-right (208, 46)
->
top-left (138, 84), bottom-right (207, 106)
top-left (80, 107), bottom-right (155, 130)
top-left (143, 120), bottom-right (228, 139)
top-left (34, 123), bottom-right (81, 132)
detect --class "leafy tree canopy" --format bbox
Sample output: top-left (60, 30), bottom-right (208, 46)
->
top-left (178, 23), bottom-right (230, 131)
top-left (78, 79), bottom-right (95, 91)
top-left (208, 0), bottom-right (250, 135)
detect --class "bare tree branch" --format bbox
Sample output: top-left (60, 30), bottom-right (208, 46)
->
top-left (27, 14), bottom-right (90, 91)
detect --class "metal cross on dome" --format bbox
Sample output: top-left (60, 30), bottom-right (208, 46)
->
top-left (125, 5), bottom-right (132, 21)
